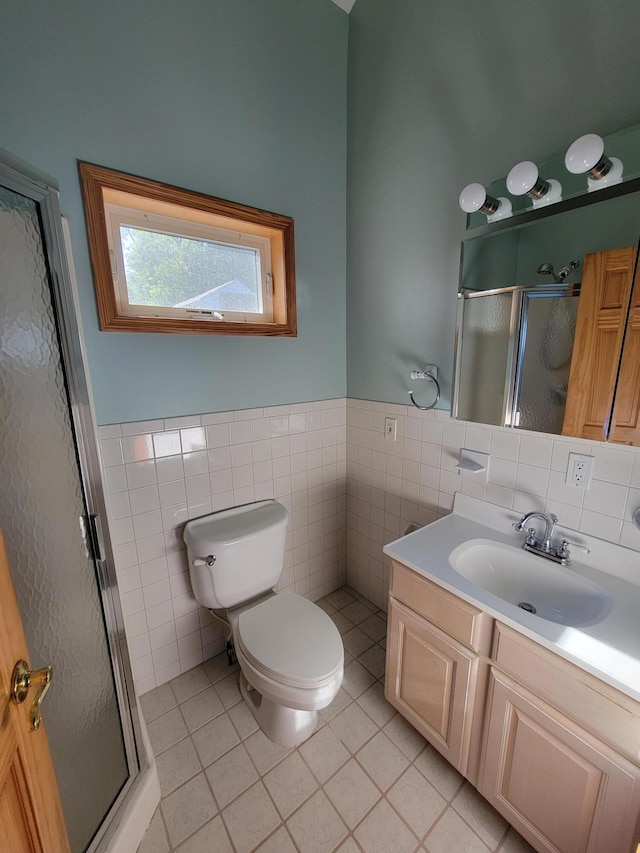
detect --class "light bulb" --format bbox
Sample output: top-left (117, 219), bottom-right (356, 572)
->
top-left (506, 161), bottom-right (540, 196)
top-left (565, 133), bottom-right (623, 190)
top-left (458, 183), bottom-right (511, 221)
top-left (459, 183), bottom-right (495, 214)
top-left (565, 134), bottom-right (605, 174)
top-left (506, 161), bottom-right (562, 206)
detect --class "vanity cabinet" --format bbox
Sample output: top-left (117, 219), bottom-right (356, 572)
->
top-left (385, 561), bottom-right (492, 778)
top-left (480, 625), bottom-right (640, 853)
top-left (481, 670), bottom-right (640, 853)
top-left (386, 563), bottom-right (640, 853)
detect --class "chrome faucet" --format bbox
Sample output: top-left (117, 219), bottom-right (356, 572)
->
top-left (514, 511), bottom-right (571, 565)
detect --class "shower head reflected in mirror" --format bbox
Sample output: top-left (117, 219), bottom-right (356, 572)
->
top-left (537, 262), bottom-right (558, 281)
top-left (537, 259), bottom-right (580, 284)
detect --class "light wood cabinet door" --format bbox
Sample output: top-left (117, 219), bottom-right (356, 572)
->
top-left (562, 246), bottom-right (636, 442)
top-left (479, 669), bottom-right (640, 853)
top-left (385, 598), bottom-right (482, 775)
top-left (610, 261), bottom-right (640, 444)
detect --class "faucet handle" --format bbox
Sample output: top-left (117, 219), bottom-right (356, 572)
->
top-left (557, 540), bottom-right (571, 564)
top-left (524, 527), bottom-right (538, 547)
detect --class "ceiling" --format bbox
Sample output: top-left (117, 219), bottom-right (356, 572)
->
top-left (330, 0), bottom-right (356, 12)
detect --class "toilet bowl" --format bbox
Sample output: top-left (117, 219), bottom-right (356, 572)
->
top-left (231, 591), bottom-right (343, 744)
top-left (183, 500), bottom-right (344, 746)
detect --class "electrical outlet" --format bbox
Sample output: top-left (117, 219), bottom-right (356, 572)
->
top-left (384, 417), bottom-right (397, 441)
top-left (565, 452), bottom-right (594, 488)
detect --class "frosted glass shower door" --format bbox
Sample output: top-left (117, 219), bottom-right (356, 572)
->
top-left (515, 292), bottom-right (579, 434)
top-left (455, 290), bottom-right (515, 425)
top-left (0, 181), bottom-right (131, 851)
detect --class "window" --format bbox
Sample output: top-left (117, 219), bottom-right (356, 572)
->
top-left (79, 162), bottom-right (296, 336)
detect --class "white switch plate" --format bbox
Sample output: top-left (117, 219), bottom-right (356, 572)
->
top-left (384, 417), bottom-right (397, 441)
top-left (565, 452), bottom-right (594, 488)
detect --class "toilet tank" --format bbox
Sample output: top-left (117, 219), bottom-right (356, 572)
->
top-left (183, 500), bottom-right (289, 609)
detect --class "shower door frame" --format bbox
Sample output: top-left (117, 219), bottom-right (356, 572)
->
top-left (511, 283), bottom-right (581, 429)
top-left (0, 151), bottom-right (146, 852)
top-left (453, 283), bottom-right (580, 429)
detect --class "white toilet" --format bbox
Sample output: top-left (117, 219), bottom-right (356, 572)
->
top-left (183, 500), bottom-right (344, 746)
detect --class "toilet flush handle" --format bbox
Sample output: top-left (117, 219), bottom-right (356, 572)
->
top-left (192, 555), bottom-right (216, 567)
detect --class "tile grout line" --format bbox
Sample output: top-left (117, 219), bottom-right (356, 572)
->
top-left (141, 587), bottom-right (528, 853)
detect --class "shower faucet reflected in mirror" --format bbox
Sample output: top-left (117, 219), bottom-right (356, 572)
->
top-left (537, 259), bottom-right (580, 283)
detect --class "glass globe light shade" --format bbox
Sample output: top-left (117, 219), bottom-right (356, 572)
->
top-left (506, 161), bottom-right (539, 196)
top-left (459, 183), bottom-right (488, 213)
top-left (565, 134), bottom-right (605, 174)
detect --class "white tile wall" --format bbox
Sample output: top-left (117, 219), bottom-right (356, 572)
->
top-left (99, 400), bottom-right (347, 694)
top-left (345, 398), bottom-right (640, 611)
top-left (101, 393), bottom-right (640, 694)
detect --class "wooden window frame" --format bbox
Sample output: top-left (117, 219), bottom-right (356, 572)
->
top-left (79, 162), bottom-right (297, 336)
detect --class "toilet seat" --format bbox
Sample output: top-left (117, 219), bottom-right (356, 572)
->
top-left (234, 591), bottom-right (343, 690)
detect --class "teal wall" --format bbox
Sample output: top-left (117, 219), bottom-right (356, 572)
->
top-left (7, 0), bottom-right (640, 423)
top-left (0, 0), bottom-right (348, 424)
top-left (346, 0), bottom-right (640, 408)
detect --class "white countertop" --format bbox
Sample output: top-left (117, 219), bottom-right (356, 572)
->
top-left (383, 493), bottom-right (640, 703)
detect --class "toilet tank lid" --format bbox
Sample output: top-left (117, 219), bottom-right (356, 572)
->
top-left (183, 500), bottom-right (288, 551)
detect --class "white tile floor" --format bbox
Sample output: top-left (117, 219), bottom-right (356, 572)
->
top-left (137, 587), bottom-right (535, 853)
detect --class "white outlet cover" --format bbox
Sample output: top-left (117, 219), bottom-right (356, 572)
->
top-left (565, 452), bottom-right (594, 488)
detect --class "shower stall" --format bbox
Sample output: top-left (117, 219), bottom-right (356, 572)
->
top-left (453, 283), bottom-right (580, 434)
top-left (0, 152), bottom-right (158, 850)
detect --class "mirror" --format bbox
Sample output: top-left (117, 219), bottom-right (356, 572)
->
top-left (453, 177), bottom-right (640, 444)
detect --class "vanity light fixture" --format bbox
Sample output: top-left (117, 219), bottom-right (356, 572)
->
top-left (458, 183), bottom-right (512, 221)
top-left (565, 133), bottom-right (623, 191)
top-left (506, 161), bottom-right (562, 207)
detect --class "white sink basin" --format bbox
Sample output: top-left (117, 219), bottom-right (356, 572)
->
top-left (449, 539), bottom-right (613, 627)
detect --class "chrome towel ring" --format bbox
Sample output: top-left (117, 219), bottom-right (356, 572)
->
top-left (408, 367), bottom-right (440, 410)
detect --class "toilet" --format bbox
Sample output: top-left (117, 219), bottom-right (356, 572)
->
top-left (183, 500), bottom-right (344, 746)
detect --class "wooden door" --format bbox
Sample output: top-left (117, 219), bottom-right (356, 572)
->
top-left (562, 246), bottom-right (637, 441)
top-left (610, 256), bottom-right (640, 444)
top-left (480, 668), bottom-right (640, 853)
top-left (385, 598), bottom-right (480, 775)
top-left (0, 529), bottom-right (70, 852)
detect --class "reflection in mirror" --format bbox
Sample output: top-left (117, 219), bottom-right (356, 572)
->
top-left (454, 284), bottom-right (579, 433)
top-left (564, 246), bottom-right (639, 444)
top-left (516, 290), bottom-right (579, 433)
top-left (453, 179), bottom-right (640, 442)
top-left (466, 123), bottom-right (640, 229)
top-left (454, 289), bottom-right (513, 426)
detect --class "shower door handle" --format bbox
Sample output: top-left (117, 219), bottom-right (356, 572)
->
top-left (11, 659), bottom-right (53, 731)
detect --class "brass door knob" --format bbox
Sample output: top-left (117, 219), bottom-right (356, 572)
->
top-left (11, 659), bottom-right (53, 730)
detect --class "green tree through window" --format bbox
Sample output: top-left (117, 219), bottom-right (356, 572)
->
top-left (121, 226), bottom-right (260, 309)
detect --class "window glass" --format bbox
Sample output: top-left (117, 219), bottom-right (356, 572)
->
top-left (79, 161), bottom-right (296, 336)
